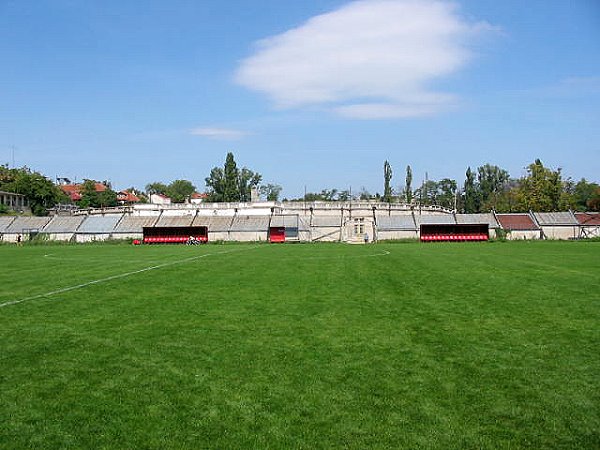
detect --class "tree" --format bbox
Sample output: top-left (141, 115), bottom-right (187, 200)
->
top-left (145, 182), bottom-right (169, 196)
top-left (477, 164), bottom-right (509, 210)
top-left (516, 159), bottom-right (563, 211)
top-left (96, 189), bottom-right (118, 208)
top-left (223, 152), bottom-right (239, 202)
top-left (415, 180), bottom-right (439, 206)
top-left (205, 152), bottom-right (262, 202)
top-left (166, 179), bottom-right (196, 203)
top-left (437, 178), bottom-right (457, 210)
top-left (358, 187), bottom-right (371, 201)
top-left (320, 188), bottom-right (338, 201)
top-left (588, 187), bottom-right (600, 210)
top-left (463, 167), bottom-right (479, 213)
top-left (238, 168), bottom-right (262, 202)
top-left (405, 165), bottom-right (413, 203)
top-left (493, 179), bottom-right (521, 213)
top-left (383, 160), bottom-right (393, 203)
top-left (260, 183), bottom-right (282, 201)
top-left (205, 167), bottom-right (225, 202)
top-left (572, 178), bottom-right (600, 211)
top-left (337, 189), bottom-right (352, 201)
top-left (79, 179), bottom-right (117, 208)
top-left (0, 165), bottom-right (64, 215)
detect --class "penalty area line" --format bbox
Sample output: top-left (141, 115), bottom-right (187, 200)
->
top-left (0, 246), bottom-right (258, 309)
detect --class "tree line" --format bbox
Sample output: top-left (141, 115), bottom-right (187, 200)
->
top-left (1, 155), bottom-right (598, 216)
top-left (376, 159), bottom-right (600, 213)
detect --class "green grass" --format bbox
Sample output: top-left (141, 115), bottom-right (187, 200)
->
top-left (1, 241), bottom-right (599, 449)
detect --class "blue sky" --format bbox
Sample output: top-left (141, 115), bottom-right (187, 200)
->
top-left (1, 0), bottom-right (599, 198)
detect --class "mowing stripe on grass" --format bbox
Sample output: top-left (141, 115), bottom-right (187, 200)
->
top-left (0, 246), bottom-right (259, 309)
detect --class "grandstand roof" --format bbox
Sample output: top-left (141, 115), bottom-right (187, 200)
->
top-left (574, 212), bottom-right (600, 226)
top-left (5, 216), bottom-right (52, 233)
top-left (376, 215), bottom-right (416, 230)
top-left (43, 215), bottom-right (85, 233)
top-left (455, 213), bottom-right (500, 228)
top-left (532, 212), bottom-right (578, 226)
top-left (496, 213), bottom-right (539, 230)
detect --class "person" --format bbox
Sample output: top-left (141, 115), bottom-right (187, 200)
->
top-left (364, 232), bottom-right (369, 243)
top-left (17, 234), bottom-right (22, 246)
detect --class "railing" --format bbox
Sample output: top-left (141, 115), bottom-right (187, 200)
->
top-left (60, 201), bottom-right (453, 216)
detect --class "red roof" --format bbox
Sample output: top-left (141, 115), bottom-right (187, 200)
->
top-left (574, 212), bottom-right (600, 226)
top-left (60, 183), bottom-right (107, 195)
top-left (191, 192), bottom-right (208, 199)
top-left (117, 191), bottom-right (140, 203)
top-left (496, 214), bottom-right (539, 230)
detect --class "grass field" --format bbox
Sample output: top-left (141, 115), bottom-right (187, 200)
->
top-left (1, 241), bottom-right (599, 449)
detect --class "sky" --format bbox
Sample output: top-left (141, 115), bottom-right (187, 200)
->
top-left (1, 0), bottom-right (599, 198)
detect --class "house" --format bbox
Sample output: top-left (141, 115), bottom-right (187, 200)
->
top-left (0, 190), bottom-right (29, 212)
top-left (189, 192), bottom-right (208, 205)
top-left (117, 190), bottom-right (141, 205)
top-left (59, 182), bottom-right (108, 203)
top-left (150, 193), bottom-right (171, 205)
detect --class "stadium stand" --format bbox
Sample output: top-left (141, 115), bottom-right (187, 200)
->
top-left (143, 225), bottom-right (207, 244)
top-left (154, 215), bottom-right (194, 228)
top-left (191, 215), bottom-right (211, 227)
top-left (5, 216), bottom-right (52, 233)
top-left (311, 215), bottom-right (343, 227)
top-left (376, 215), bottom-right (417, 230)
top-left (43, 215), bottom-right (85, 232)
top-left (75, 215), bottom-right (123, 242)
top-left (231, 215), bottom-right (270, 231)
top-left (311, 214), bottom-right (344, 241)
top-left (114, 215), bottom-right (158, 233)
top-left (269, 215), bottom-right (301, 242)
top-left (230, 215), bottom-right (270, 241)
top-left (455, 213), bottom-right (499, 228)
top-left (2, 216), bottom-right (52, 242)
top-left (208, 216), bottom-right (233, 232)
top-left (575, 212), bottom-right (600, 238)
top-left (41, 215), bottom-right (85, 241)
top-left (270, 215), bottom-right (300, 228)
top-left (496, 213), bottom-right (540, 239)
top-left (532, 212), bottom-right (579, 240)
top-left (415, 213), bottom-right (489, 242)
top-left (413, 214), bottom-right (456, 226)
top-left (0, 216), bottom-right (16, 233)
top-left (375, 215), bottom-right (417, 240)
top-left (204, 216), bottom-right (233, 241)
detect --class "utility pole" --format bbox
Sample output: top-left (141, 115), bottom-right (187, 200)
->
top-left (10, 145), bottom-right (16, 168)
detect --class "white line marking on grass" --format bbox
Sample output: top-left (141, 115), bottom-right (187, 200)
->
top-left (1, 246), bottom-right (259, 309)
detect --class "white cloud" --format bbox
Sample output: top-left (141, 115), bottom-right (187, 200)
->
top-left (235, 0), bottom-right (496, 119)
top-left (189, 127), bottom-right (247, 140)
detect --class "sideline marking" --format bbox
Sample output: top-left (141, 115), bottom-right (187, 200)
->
top-left (1, 246), bottom-right (258, 309)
